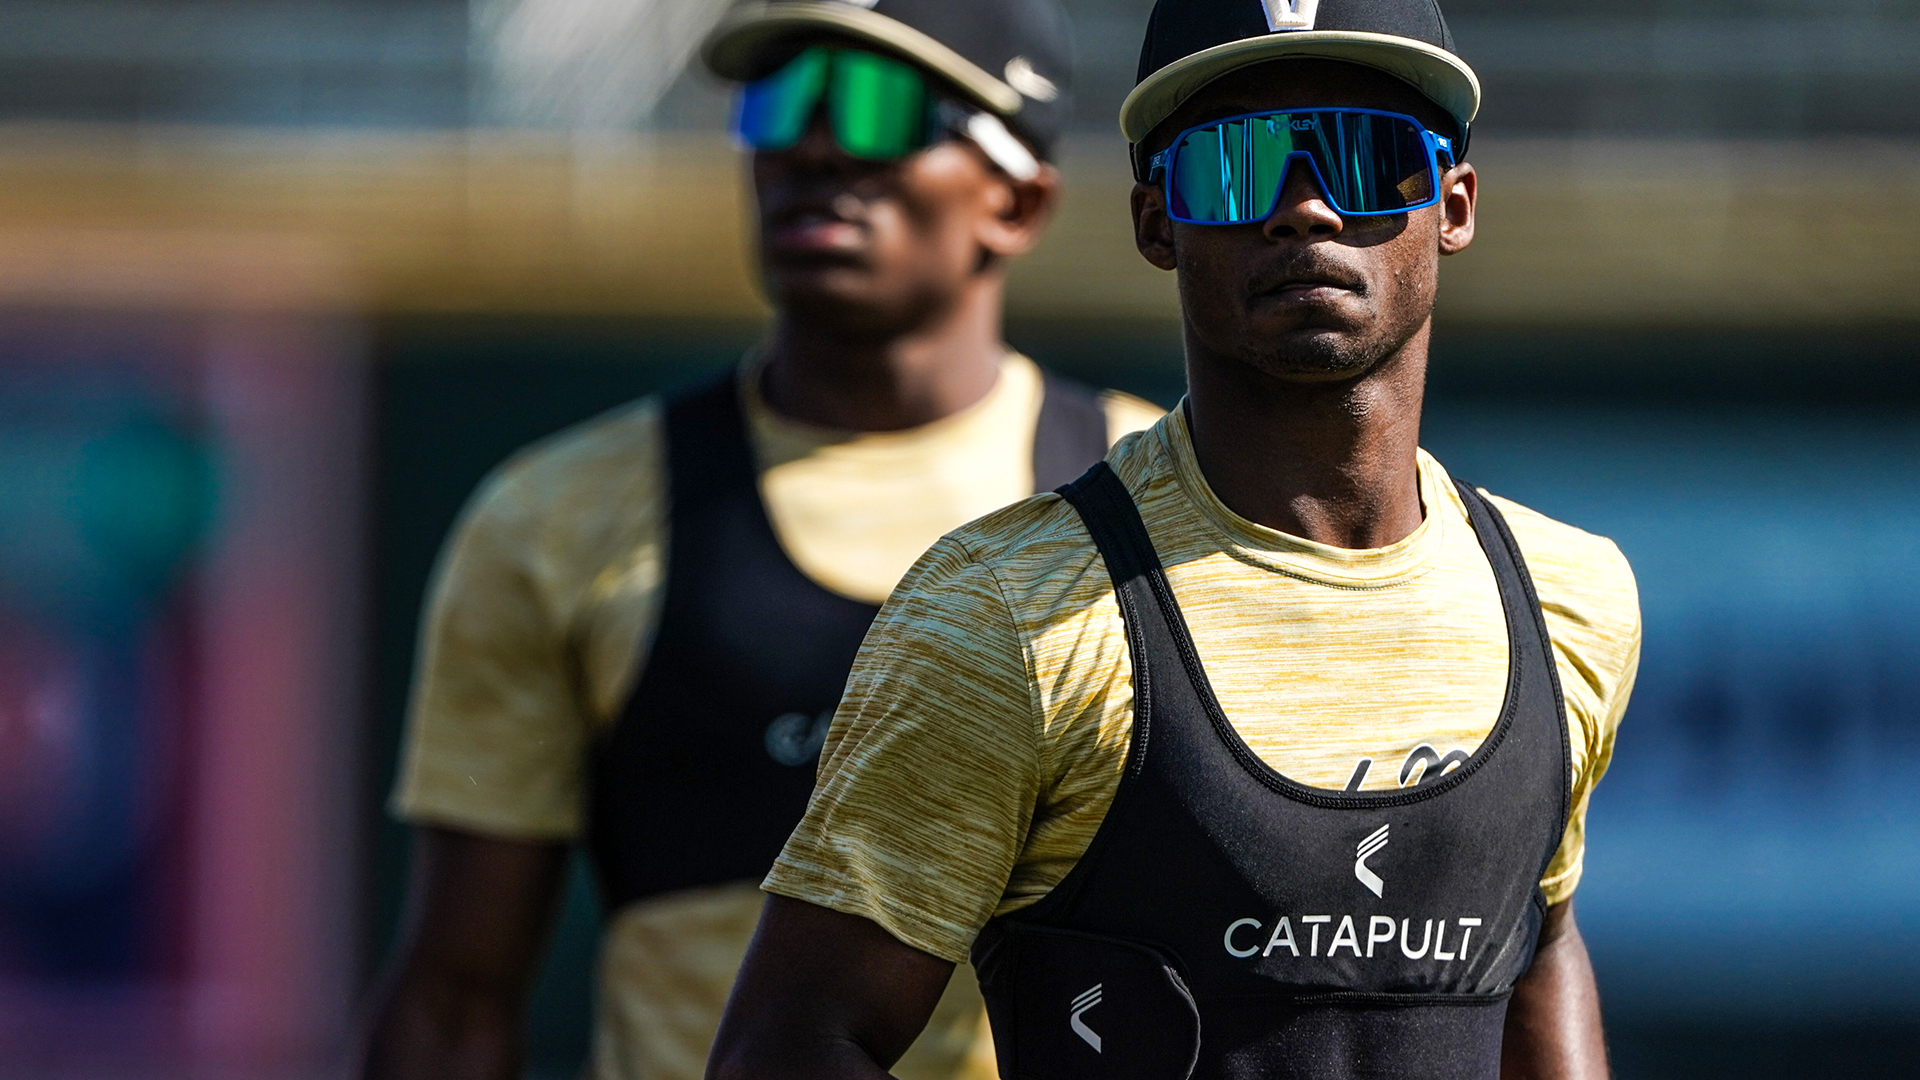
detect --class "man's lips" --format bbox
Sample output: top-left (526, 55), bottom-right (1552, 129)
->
top-left (1263, 282), bottom-right (1352, 303)
top-left (1248, 269), bottom-right (1365, 305)
top-left (764, 203), bottom-right (868, 256)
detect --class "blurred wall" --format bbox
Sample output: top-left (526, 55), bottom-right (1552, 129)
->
top-left (0, 311), bottom-right (368, 1076)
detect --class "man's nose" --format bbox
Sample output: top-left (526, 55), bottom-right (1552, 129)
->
top-left (1262, 160), bottom-right (1343, 239)
top-left (782, 107), bottom-right (853, 172)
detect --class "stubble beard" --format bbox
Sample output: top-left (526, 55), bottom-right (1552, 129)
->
top-left (1222, 305), bottom-right (1428, 385)
top-left (1237, 272), bottom-right (1436, 384)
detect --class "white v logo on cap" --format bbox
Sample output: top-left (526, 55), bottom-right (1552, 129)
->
top-left (1261, 0), bottom-right (1320, 30)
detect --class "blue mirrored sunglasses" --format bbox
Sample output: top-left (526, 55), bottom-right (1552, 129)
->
top-left (1149, 107), bottom-right (1457, 224)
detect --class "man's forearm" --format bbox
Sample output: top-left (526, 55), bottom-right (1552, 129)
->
top-left (1500, 901), bottom-right (1609, 1080)
top-left (707, 1025), bottom-right (903, 1080)
top-left (360, 971), bottom-right (524, 1080)
top-left (360, 828), bottom-right (568, 1080)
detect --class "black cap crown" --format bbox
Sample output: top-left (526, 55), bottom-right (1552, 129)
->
top-left (1122, 0), bottom-right (1478, 147)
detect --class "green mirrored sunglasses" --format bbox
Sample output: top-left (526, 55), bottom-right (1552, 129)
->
top-left (734, 47), bottom-right (936, 161)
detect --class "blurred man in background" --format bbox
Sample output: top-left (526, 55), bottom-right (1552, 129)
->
top-left (360, 2), bottom-right (1161, 1078)
top-left (709, 1), bottom-right (1639, 1079)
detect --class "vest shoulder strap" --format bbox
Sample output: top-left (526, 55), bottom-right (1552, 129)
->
top-left (663, 372), bottom-right (753, 511)
top-left (1450, 477), bottom-right (1575, 840)
top-left (1056, 461), bottom-right (1162, 588)
top-left (1033, 372), bottom-right (1110, 493)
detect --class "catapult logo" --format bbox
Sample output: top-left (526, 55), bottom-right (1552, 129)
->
top-left (1069, 983), bottom-right (1103, 1052)
top-left (1354, 823), bottom-right (1389, 898)
top-left (1223, 914), bottom-right (1485, 963)
top-left (1261, 0), bottom-right (1320, 31)
top-left (1220, 825), bottom-right (1489, 965)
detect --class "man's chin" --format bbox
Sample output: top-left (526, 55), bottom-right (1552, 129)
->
top-left (765, 264), bottom-right (879, 306)
top-left (764, 270), bottom-right (907, 331)
top-left (1242, 326), bottom-right (1387, 382)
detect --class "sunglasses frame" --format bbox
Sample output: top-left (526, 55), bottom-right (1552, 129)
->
top-left (1147, 106), bottom-right (1457, 224)
top-left (733, 46), bottom-right (1042, 180)
top-left (733, 46), bottom-right (958, 161)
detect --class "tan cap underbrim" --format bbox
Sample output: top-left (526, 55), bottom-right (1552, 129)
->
top-left (1119, 30), bottom-right (1481, 143)
top-left (703, 1), bottom-right (1024, 116)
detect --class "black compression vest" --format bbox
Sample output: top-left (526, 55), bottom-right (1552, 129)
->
top-left (972, 463), bottom-right (1571, 1080)
top-left (587, 369), bottom-right (1111, 912)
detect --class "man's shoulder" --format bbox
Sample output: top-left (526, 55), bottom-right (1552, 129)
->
top-left (940, 486), bottom-right (1095, 579)
top-left (925, 426), bottom-right (1170, 633)
top-left (949, 418), bottom-right (1173, 566)
top-left (465, 394), bottom-right (666, 547)
top-left (1477, 489), bottom-right (1640, 644)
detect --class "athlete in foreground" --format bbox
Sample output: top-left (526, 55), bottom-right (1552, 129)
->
top-left (360, 2), bottom-right (1160, 1078)
top-left (709, 0), bottom-right (1641, 1078)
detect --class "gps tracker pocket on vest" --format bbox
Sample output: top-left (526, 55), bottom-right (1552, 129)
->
top-left (974, 922), bottom-right (1201, 1080)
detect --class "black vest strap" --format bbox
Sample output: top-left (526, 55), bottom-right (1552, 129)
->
top-left (1032, 373), bottom-right (1108, 494)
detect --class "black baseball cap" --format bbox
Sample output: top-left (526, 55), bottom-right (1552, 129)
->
top-left (702, 0), bottom-right (1075, 155)
top-left (1122, 0), bottom-right (1479, 147)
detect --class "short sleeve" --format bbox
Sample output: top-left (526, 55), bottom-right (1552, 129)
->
top-left (390, 466), bottom-right (597, 840)
top-left (763, 537), bottom-right (1043, 964)
top-left (1538, 623), bottom-right (1639, 904)
top-left (1493, 506), bottom-right (1642, 905)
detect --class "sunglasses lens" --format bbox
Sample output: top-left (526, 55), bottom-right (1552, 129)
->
top-left (1169, 111), bottom-right (1437, 222)
top-left (735, 48), bottom-right (830, 151)
top-left (828, 50), bottom-right (929, 159)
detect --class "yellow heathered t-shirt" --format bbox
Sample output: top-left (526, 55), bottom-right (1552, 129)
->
top-left (764, 406), bottom-right (1642, 966)
top-left (390, 352), bottom-right (1164, 1080)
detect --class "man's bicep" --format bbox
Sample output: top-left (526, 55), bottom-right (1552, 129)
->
top-left (767, 545), bottom-right (1041, 964)
top-left (711, 896), bottom-right (956, 1080)
top-left (392, 473), bottom-right (592, 839)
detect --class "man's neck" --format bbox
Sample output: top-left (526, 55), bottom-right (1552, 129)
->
top-left (1184, 323), bottom-right (1429, 550)
top-left (760, 281), bottom-right (1007, 432)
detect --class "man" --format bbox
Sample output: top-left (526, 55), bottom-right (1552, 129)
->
top-left (709, 0), bottom-right (1642, 1078)
top-left (361, 2), bottom-right (1162, 1078)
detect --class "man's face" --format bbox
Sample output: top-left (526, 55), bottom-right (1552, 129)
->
top-left (1131, 59), bottom-right (1477, 383)
top-left (750, 59), bottom-right (1055, 335)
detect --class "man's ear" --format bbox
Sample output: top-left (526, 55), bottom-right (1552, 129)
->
top-left (978, 162), bottom-right (1062, 259)
top-left (1132, 181), bottom-right (1178, 271)
top-left (1438, 162), bottom-right (1476, 256)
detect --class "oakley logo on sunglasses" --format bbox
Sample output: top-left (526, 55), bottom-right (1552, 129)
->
top-left (1290, 118), bottom-right (1317, 130)
top-left (1261, 0), bottom-right (1320, 31)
